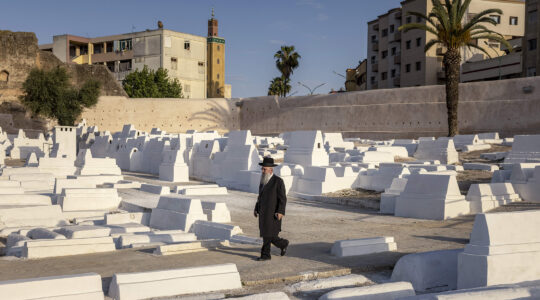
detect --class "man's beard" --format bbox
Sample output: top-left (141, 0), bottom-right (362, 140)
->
top-left (260, 173), bottom-right (272, 185)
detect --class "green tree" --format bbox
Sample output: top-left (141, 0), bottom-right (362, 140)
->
top-left (268, 45), bottom-right (301, 97)
top-left (20, 67), bottom-right (101, 126)
top-left (122, 66), bottom-right (183, 98)
top-left (268, 77), bottom-right (291, 96)
top-left (399, 0), bottom-right (510, 136)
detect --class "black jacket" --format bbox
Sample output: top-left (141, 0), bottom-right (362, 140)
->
top-left (254, 175), bottom-right (287, 237)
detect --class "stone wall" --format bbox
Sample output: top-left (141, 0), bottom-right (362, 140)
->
top-left (81, 96), bottom-right (240, 134)
top-left (240, 76), bottom-right (540, 139)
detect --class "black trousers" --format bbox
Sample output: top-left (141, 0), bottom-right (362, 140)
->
top-left (261, 236), bottom-right (288, 258)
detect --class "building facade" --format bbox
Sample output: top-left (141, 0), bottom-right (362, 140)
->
top-left (345, 59), bottom-right (367, 91)
top-left (367, 0), bottom-right (525, 90)
top-left (39, 15), bottom-right (230, 99)
top-left (523, 0), bottom-right (539, 76)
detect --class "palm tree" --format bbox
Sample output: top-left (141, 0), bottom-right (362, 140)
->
top-left (399, 0), bottom-right (510, 136)
top-left (268, 76), bottom-right (291, 97)
top-left (274, 45), bottom-right (301, 83)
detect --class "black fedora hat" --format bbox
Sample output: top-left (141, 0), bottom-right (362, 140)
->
top-left (259, 156), bottom-right (278, 167)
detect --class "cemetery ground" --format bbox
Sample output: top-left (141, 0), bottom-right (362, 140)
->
top-left (1, 149), bottom-right (539, 298)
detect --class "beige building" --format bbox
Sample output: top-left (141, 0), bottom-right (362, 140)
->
top-left (523, 0), bottom-right (539, 76)
top-left (40, 15), bottom-right (230, 99)
top-left (345, 59), bottom-right (367, 91)
top-left (367, 0), bottom-right (525, 90)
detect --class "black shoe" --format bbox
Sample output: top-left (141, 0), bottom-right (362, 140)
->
top-left (257, 256), bottom-right (271, 261)
top-left (280, 240), bottom-right (289, 256)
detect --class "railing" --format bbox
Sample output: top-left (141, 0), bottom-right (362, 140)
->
top-left (113, 70), bottom-right (134, 81)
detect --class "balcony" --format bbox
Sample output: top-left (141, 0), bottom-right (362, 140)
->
top-left (394, 54), bottom-right (401, 64)
top-left (91, 50), bottom-right (134, 63)
top-left (372, 42), bottom-right (379, 51)
top-left (372, 63), bottom-right (379, 72)
top-left (393, 31), bottom-right (401, 41)
top-left (395, 11), bottom-right (402, 19)
top-left (113, 70), bottom-right (134, 81)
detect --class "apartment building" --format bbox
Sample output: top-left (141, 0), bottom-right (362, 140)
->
top-left (523, 0), bottom-right (539, 76)
top-left (39, 13), bottom-right (230, 99)
top-left (367, 0), bottom-right (525, 90)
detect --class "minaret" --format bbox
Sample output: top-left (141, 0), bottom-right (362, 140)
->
top-left (207, 8), bottom-right (225, 98)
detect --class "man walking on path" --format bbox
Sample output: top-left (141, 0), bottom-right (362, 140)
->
top-left (254, 157), bottom-right (289, 261)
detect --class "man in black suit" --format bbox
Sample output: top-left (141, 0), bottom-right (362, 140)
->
top-left (254, 157), bottom-right (289, 261)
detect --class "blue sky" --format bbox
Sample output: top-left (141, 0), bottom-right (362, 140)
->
top-left (1, 0), bottom-right (403, 98)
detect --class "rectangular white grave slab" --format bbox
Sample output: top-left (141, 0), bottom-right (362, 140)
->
top-left (179, 186), bottom-right (228, 195)
top-left (0, 273), bottom-right (103, 300)
top-left (149, 209), bottom-right (207, 231)
top-left (192, 220), bottom-right (243, 240)
top-left (466, 183), bottom-right (521, 213)
top-left (154, 239), bottom-right (227, 256)
top-left (38, 157), bottom-right (77, 177)
top-left (54, 178), bottom-right (97, 194)
top-left (107, 223), bottom-right (151, 235)
top-left (105, 212), bottom-right (150, 225)
top-left (22, 237), bottom-right (116, 258)
top-left (54, 225), bottom-right (112, 239)
top-left (0, 194), bottom-right (52, 206)
top-left (394, 174), bottom-right (470, 220)
top-left (58, 188), bottom-right (121, 211)
top-left (159, 149), bottom-right (189, 182)
top-left (391, 249), bottom-right (463, 292)
top-left (457, 210), bottom-right (540, 289)
top-left (463, 163), bottom-right (499, 172)
top-left (201, 202), bottom-right (231, 223)
top-left (118, 232), bottom-right (196, 248)
top-left (319, 282), bottom-right (415, 300)
top-left (140, 183), bottom-right (170, 195)
top-left (331, 237), bottom-right (397, 257)
top-left (75, 149), bottom-right (122, 175)
top-left (405, 281), bottom-right (540, 299)
top-left (0, 205), bottom-right (66, 228)
top-left (108, 263), bottom-right (242, 300)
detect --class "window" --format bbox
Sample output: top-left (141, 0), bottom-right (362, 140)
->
top-left (382, 50), bottom-right (388, 59)
top-left (381, 72), bottom-right (388, 80)
top-left (510, 16), bottom-right (518, 25)
top-left (528, 39), bottom-right (538, 51)
top-left (118, 39), bottom-right (132, 51)
top-left (406, 16), bottom-right (412, 23)
top-left (406, 40), bottom-right (411, 49)
top-left (406, 64), bottom-right (411, 73)
top-left (529, 10), bottom-right (538, 23)
top-left (382, 29), bottom-right (388, 37)
top-left (416, 61), bottom-right (421, 71)
top-left (119, 59), bottom-right (132, 72)
top-left (217, 45), bottom-right (220, 51)
top-left (371, 56), bottom-right (376, 63)
top-left (184, 41), bottom-right (190, 50)
top-left (171, 57), bottom-right (177, 70)
top-left (416, 16), bottom-right (422, 23)
top-left (198, 61), bottom-right (205, 74)
top-left (217, 58), bottom-right (220, 64)
top-left (527, 67), bottom-right (537, 77)
top-left (184, 84), bottom-right (191, 93)
top-left (217, 73), bottom-right (220, 79)
top-left (106, 42), bottom-right (113, 53)
top-left (371, 76), bottom-right (376, 84)
top-left (390, 25), bottom-right (395, 33)
top-left (490, 15), bottom-right (501, 24)
top-left (371, 35), bottom-right (377, 42)
top-left (93, 44), bottom-right (103, 54)
top-left (391, 69), bottom-right (396, 78)
top-left (391, 47), bottom-right (396, 55)
top-left (416, 37), bottom-right (422, 47)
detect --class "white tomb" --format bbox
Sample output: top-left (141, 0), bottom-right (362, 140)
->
top-left (319, 282), bottom-right (415, 300)
top-left (55, 225), bottom-right (112, 238)
top-left (159, 149), bottom-right (189, 182)
top-left (191, 139), bottom-right (221, 181)
top-left (292, 166), bottom-right (357, 197)
top-left (75, 149), bottom-right (121, 175)
top-left (118, 232), bottom-right (196, 248)
top-left (355, 163), bottom-right (409, 192)
top-left (380, 178), bottom-right (408, 214)
top-left (504, 134), bottom-right (540, 163)
top-left (284, 131), bottom-right (329, 166)
top-left (58, 188), bottom-right (121, 211)
top-left (25, 152), bottom-right (39, 167)
top-left (108, 263), bottom-right (242, 300)
top-left (0, 205), bottom-right (66, 228)
top-left (192, 220), bottom-right (242, 240)
top-left (466, 183), bottom-right (521, 213)
top-left (330, 237), bottom-right (397, 257)
top-left (22, 237), bottom-right (116, 258)
top-left (38, 157), bottom-right (77, 177)
top-left (201, 202), bottom-right (231, 222)
top-left (414, 139), bottom-right (458, 164)
top-left (457, 210), bottom-right (540, 289)
top-left (149, 196), bottom-right (208, 231)
top-left (394, 174), bottom-right (470, 220)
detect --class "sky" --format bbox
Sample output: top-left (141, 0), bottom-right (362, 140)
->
top-left (0, 0), bottom-right (403, 98)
